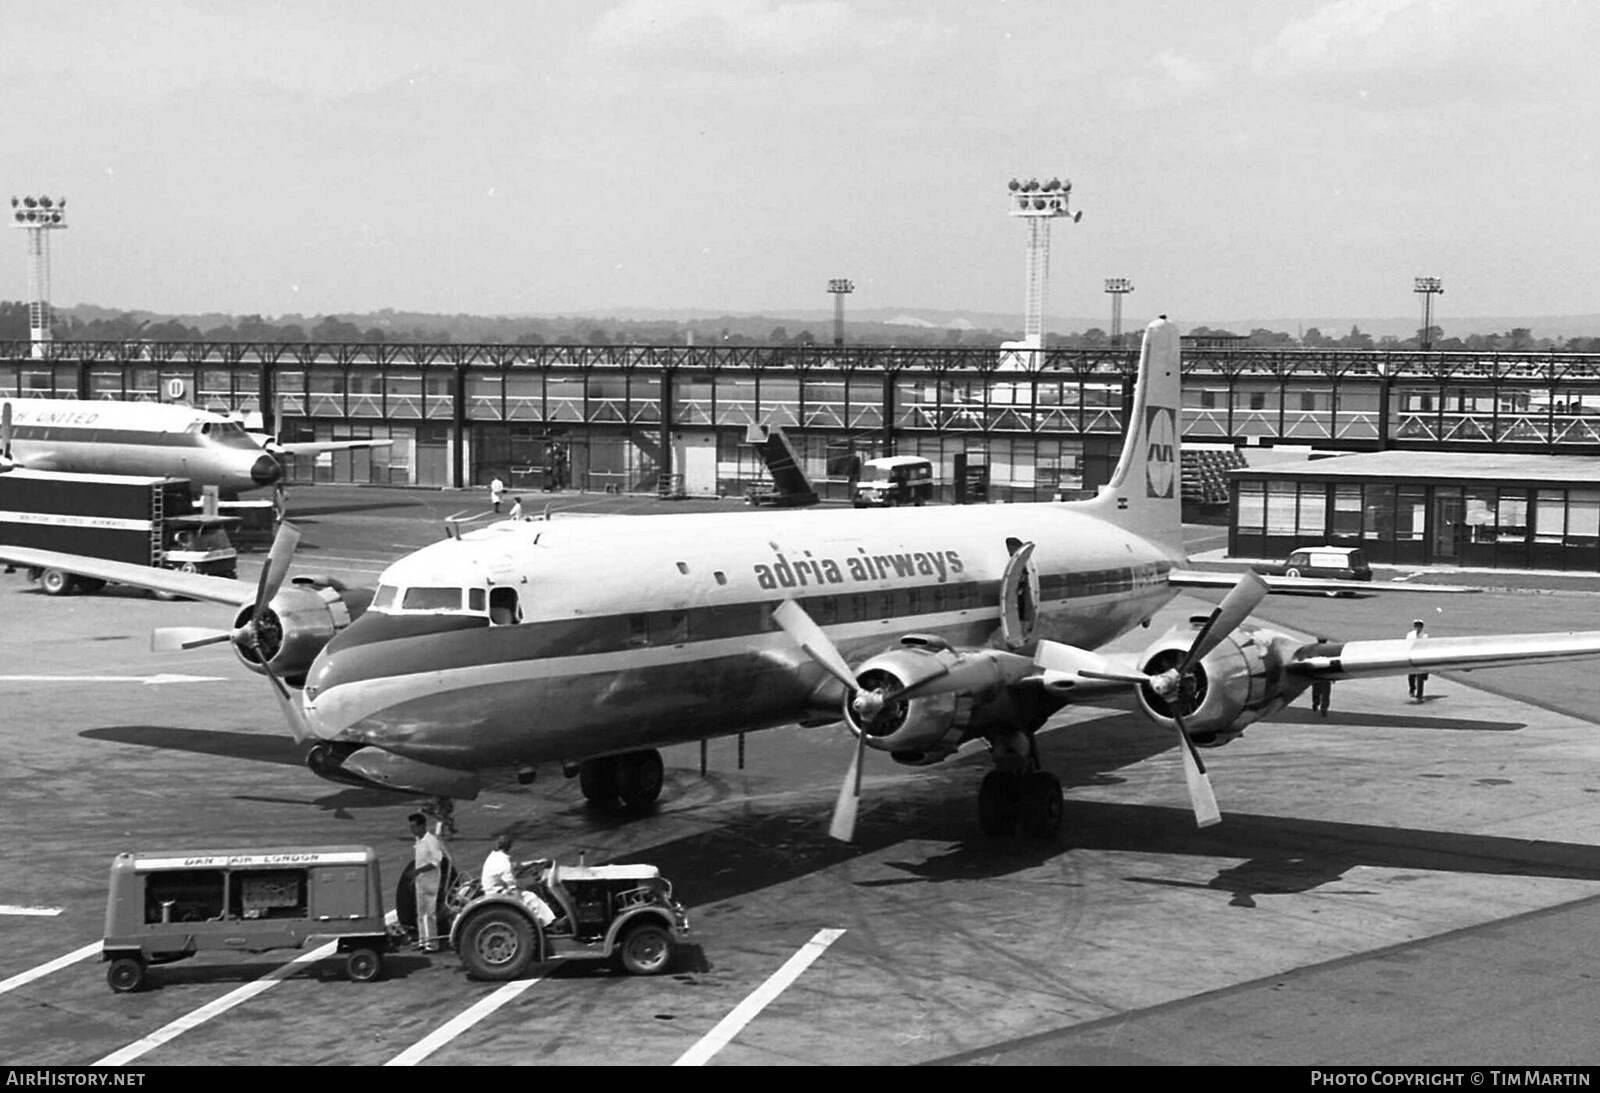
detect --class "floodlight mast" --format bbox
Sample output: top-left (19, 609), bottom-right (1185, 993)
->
top-left (1105, 277), bottom-right (1134, 346)
top-left (1414, 276), bottom-right (1444, 351)
top-left (827, 278), bottom-right (854, 347)
top-left (10, 195), bottom-right (67, 359)
top-left (1006, 177), bottom-right (1080, 350)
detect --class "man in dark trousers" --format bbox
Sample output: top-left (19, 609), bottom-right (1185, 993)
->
top-left (1405, 619), bottom-right (1429, 701)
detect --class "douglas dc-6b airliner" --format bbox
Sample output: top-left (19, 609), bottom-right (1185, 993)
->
top-left (0, 396), bottom-right (388, 496)
top-left (11, 318), bottom-right (1600, 841)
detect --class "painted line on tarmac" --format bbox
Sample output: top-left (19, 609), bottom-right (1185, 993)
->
top-left (93, 911), bottom-right (398, 1066)
top-left (385, 975), bottom-right (545, 1066)
top-left (0, 905), bottom-right (62, 916)
top-left (94, 941), bottom-right (340, 1066)
top-left (673, 928), bottom-right (846, 1067)
top-left (0, 674), bottom-right (228, 685)
top-left (0, 941), bottom-right (100, 996)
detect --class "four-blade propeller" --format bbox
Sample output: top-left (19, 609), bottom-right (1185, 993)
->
top-left (149, 519), bottom-right (315, 742)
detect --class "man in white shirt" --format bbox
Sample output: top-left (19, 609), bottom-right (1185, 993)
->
top-left (409, 811), bottom-right (448, 951)
top-left (1405, 619), bottom-right (1429, 701)
top-left (480, 833), bottom-right (557, 928)
top-left (489, 476), bottom-right (504, 513)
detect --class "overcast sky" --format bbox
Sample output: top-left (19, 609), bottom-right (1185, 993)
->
top-left (2, 0), bottom-right (1595, 325)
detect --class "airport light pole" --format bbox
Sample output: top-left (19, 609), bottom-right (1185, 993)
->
top-left (827, 278), bottom-right (854, 347)
top-left (1414, 276), bottom-right (1443, 351)
top-left (10, 195), bottom-right (67, 359)
top-left (1105, 277), bottom-right (1134, 346)
top-left (1005, 177), bottom-right (1081, 350)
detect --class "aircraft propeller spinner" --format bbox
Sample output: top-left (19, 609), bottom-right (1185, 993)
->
top-left (150, 519), bottom-right (315, 742)
top-left (1054, 570), bottom-right (1270, 828)
top-left (773, 599), bottom-right (1035, 842)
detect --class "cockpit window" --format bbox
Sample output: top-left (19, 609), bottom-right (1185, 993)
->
top-left (198, 420), bottom-right (261, 450)
top-left (372, 584), bottom-right (399, 611)
top-left (401, 587), bottom-right (464, 612)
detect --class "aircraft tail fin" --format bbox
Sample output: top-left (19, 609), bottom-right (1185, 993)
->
top-left (1069, 317), bottom-right (1185, 553)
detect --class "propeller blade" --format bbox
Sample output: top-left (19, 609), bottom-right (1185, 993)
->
top-left (1172, 712), bottom-right (1221, 828)
top-left (151, 627), bottom-right (233, 652)
top-left (828, 729), bottom-right (867, 842)
top-left (773, 599), bottom-right (857, 690)
top-left (1, 401), bottom-right (11, 461)
top-left (261, 659), bottom-right (313, 744)
top-left (1033, 640), bottom-right (1148, 685)
top-left (251, 520), bottom-right (302, 626)
top-left (1179, 570), bottom-right (1269, 675)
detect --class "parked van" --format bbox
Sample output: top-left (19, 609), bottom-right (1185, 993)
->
top-left (852, 456), bottom-right (934, 508)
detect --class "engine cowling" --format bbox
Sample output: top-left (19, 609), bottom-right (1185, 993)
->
top-left (844, 638), bottom-right (1019, 766)
top-left (232, 577), bottom-right (372, 686)
top-left (1133, 623), bottom-right (1303, 746)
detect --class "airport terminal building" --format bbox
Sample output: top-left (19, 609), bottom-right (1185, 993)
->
top-left (1230, 452), bottom-right (1600, 571)
top-left (9, 338), bottom-right (1600, 568)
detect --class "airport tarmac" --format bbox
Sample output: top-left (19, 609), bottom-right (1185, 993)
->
top-left (3, 486), bottom-right (1599, 1066)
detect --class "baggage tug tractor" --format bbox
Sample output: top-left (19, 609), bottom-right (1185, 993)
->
top-left (101, 846), bottom-right (394, 992)
top-left (450, 859), bottom-right (689, 981)
top-left (0, 468), bottom-right (238, 595)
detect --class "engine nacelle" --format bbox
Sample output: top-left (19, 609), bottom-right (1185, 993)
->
top-left (232, 577), bottom-right (372, 686)
top-left (1133, 622), bottom-right (1301, 746)
top-left (845, 638), bottom-right (1011, 766)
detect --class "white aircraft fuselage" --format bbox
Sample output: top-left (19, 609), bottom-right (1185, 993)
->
top-left (0, 398), bottom-right (281, 494)
top-left (302, 503), bottom-right (1184, 781)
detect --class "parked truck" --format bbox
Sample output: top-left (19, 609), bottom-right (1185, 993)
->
top-left (0, 468), bottom-right (238, 595)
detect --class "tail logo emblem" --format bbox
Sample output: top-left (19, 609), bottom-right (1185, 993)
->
top-left (1145, 406), bottom-right (1176, 499)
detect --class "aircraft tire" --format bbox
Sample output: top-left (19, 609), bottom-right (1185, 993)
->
top-left (977, 771), bottom-right (1021, 836)
top-left (615, 750), bottom-right (664, 811)
top-left (458, 906), bottom-right (536, 981)
top-left (616, 921), bottom-right (674, 976)
top-left (1019, 771), bottom-right (1064, 839)
top-left (579, 757), bottom-right (619, 806)
top-left (39, 568), bottom-right (76, 596)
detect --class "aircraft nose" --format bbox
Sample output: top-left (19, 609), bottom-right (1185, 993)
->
top-left (251, 453), bottom-right (282, 486)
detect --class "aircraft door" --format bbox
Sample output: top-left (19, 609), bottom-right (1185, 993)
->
top-left (998, 538), bottom-right (1039, 649)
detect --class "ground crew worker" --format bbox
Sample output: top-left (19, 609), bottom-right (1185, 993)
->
top-left (409, 811), bottom-right (447, 951)
top-left (480, 833), bottom-right (558, 928)
top-left (508, 496), bottom-right (523, 520)
top-left (1405, 619), bottom-right (1429, 701)
top-left (489, 476), bottom-right (504, 513)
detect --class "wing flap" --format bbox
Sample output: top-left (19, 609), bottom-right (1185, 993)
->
top-left (0, 546), bottom-right (253, 606)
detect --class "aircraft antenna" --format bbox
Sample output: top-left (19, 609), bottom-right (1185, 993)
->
top-left (9, 194), bottom-right (67, 360)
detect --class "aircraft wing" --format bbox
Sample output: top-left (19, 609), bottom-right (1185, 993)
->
top-left (1288, 632), bottom-right (1600, 679)
top-left (0, 546), bottom-right (253, 606)
top-left (273, 439), bottom-right (395, 456)
top-left (1169, 569), bottom-right (1480, 594)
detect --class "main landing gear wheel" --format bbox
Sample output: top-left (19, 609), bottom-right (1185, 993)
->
top-left (580, 750), bottom-right (664, 811)
top-left (1019, 771), bottom-right (1064, 838)
top-left (616, 750), bottom-right (664, 811)
top-left (978, 771), bottom-right (1022, 836)
top-left (579, 757), bottom-right (619, 806)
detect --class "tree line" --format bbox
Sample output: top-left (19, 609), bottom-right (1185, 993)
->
top-left (3, 301), bottom-right (1599, 353)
